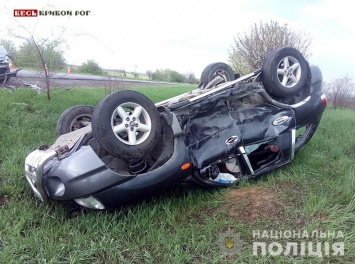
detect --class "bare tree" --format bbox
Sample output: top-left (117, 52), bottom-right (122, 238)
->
top-left (323, 76), bottom-right (354, 109)
top-left (103, 75), bottom-right (126, 95)
top-left (15, 38), bottom-right (66, 71)
top-left (32, 36), bottom-right (50, 99)
top-left (228, 20), bottom-right (312, 75)
top-left (7, 25), bottom-right (67, 100)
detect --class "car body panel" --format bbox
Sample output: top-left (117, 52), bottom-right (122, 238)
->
top-left (24, 63), bottom-right (326, 210)
top-left (93, 136), bottom-right (192, 208)
top-left (44, 146), bottom-right (135, 200)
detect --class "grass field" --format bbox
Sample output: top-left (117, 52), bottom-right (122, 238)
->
top-left (0, 86), bottom-right (354, 263)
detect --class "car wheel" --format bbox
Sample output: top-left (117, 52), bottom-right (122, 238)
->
top-left (200, 62), bottom-right (235, 89)
top-left (92, 90), bottom-right (161, 160)
top-left (56, 105), bottom-right (94, 136)
top-left (262, 47), bottom-right (309, 97)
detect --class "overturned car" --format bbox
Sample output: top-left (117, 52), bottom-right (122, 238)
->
top-left (25, 47), bottom-right (327, 210)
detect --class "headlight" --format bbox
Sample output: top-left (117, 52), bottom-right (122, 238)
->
top-left (74, 196), bottom-right (105, 210)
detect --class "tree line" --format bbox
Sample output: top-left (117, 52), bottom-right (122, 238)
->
top-left (146, 69), bottom-right (197, 84)
top-left (0, 38), bottom-right (66, 72)
top-left (0, 38), bottom-right (198, 83)
top-left (0, 38), bottom-right (106, 75)
top-left (2, 20), bottom-right (354, 106)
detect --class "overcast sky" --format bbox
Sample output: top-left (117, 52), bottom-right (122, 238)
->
top-left (1, 0), bottom-right (354, 81)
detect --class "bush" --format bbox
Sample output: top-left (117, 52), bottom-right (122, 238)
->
top-left (151, 69), bottom-right (187, 83)
top-left (78, 60), bottom-right (103, 75)
top-left (15, 39), bottom-right (66, 71)
top-left (228, 20), bottom-right (312, 75)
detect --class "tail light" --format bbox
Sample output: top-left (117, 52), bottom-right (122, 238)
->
top-left (321, 94), bottom-right (327, 107)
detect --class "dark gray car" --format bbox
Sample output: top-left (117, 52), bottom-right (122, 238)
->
top-left (0, 46), bottom-right (20, 83)
top-left (24, 47), bottom-right (327, 210)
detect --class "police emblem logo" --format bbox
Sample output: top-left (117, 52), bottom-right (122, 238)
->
top-left (218, 230), bottom-right (243, 255)
top-left (225, 236), bottom-right (234, 249)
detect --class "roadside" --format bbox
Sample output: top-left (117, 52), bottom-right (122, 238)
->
top-left (2, 70), bottom-right (192, 91)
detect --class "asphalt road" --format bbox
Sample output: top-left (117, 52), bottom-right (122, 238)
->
top-left (12, 69), bottom-right (183, 88)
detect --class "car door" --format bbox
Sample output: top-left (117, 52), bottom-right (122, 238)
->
top-left (228, 91), bottom-right (296, 174)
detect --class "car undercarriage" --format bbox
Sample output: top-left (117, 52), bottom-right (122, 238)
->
top-left (24, 47), bottom-right (327, 210)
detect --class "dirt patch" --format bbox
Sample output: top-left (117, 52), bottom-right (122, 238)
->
top-left (218, 186), bottom-right (285, 224)
top-left (0, 195), bottom-right (10, 206)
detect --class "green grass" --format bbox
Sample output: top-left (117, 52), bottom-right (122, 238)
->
top-left (0, 87), bottom-right (354, 263)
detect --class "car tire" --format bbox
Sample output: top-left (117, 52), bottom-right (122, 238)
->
top-left (56, 105), bottom-right (94, 136)
top-left (92, 90), bottom-right (161, 160)
top-left (262, 47), bottom-right (309, 97)
top-left (200, 62), bottom-right (235, 89)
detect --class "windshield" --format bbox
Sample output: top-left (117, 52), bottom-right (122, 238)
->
top-left (0, 46), bottom-right (8, 60)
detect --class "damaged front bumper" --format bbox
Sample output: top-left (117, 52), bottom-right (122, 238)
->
top-left (24, 123), bottom-right (192, 209)
top-left (24, 126), bottom-right (92, 202)
top-left (25, 146), bottom-right (115, 209)
top-left (25, 149), bottom-right (57, 202)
